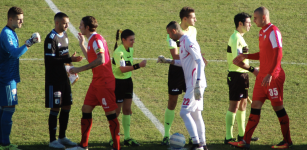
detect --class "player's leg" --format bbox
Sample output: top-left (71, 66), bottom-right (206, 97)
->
top-left (190, 109), bottom-right (207, 148)
top-left (236, 98), bottom-right (247, 140)
top-left (79, 104), bottom-right (95, 149)
top-left (58, 83), bottom-right (77, 146)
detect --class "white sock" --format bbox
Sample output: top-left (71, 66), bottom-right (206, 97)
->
top-left (191, 110), bottom-right (206, 145)
top-left (180, 108), bottom-right (199, 144)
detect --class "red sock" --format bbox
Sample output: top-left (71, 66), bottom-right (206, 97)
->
top-left (243, 109), bottom-right (261, 144)
top-left (80, 118), bottom-right (92, 148)
top-left (109, 117), bottom-right (120, 150)
top-left (278, 113), bottom-right (292, 144)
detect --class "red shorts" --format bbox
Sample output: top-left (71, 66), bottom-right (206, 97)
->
top-left (84, 83), bottom-right (117, 112)
top-left (252, 71), bottom-right (285, 106)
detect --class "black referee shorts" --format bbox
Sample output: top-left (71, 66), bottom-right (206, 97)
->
top-left (115, 78), bottom-right (133, 103)
top-left (227, 72), bottom-right (249, 101)
top-left (45, 80), bottom-right (72, 108)
top-left (168, 64), bottom-right (186, 95)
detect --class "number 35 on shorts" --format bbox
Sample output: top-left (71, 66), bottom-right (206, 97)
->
top-left (268, 88), bottom-right (279, 98)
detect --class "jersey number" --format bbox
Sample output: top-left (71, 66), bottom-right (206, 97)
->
top-left (102, 98), bottom-right (107, 106)
top-left (268, 88), bottom-right (278, 97)
top-left (183, 98), bottom-right (190, 105)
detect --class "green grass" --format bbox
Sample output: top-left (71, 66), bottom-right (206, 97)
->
top-left (0, 0), bottom-right (306, 150)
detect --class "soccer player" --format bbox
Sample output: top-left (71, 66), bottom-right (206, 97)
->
top-left (67, 16), bottom-right (120, 150)
top-left (44, 12), bottom-right (83, 149)
top-left (229, 7), bottom-right (293, 149)
top-left (158, 21), bottom-right (208, 150)
top-left (109, 29), bottom-right (146, 147)
top-left (162, 6), bottom-right (198, 145)
top-left (224, 12), bottom-right (259, 144)
top-left (0, 6), bottom-right (40, 150)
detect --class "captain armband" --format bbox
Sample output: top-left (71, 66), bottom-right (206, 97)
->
top-left (248, 66), bottom-right (255, 72)
top-left (133, 63), bottom-right (140, 70)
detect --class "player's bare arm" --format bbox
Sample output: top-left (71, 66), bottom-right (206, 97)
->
top-left (78, 33), bottom-right (88, 61)
top-left (235, 61), bottom-right (259, 76)
top-left (119, 60), bottom-right (146, 73)
top-left (69, 52), bottom-right (104, 74)
top-left (169, 48), bottom-right (180, 60)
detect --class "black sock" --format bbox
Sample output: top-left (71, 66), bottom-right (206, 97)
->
top-left (49, 110), bottom-right (59, 142)
top-left (59, 109), bottom-right (70, 139)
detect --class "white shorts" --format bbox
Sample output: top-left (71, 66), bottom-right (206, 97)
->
top-left (181, 87), bottom-right (205, 112)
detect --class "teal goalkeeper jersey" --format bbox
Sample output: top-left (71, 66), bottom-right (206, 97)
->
top-left (227, 30), bottom-right (249, 73)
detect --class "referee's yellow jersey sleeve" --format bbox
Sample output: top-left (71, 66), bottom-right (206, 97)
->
top-left (167, 34), bottom-right (177, 49)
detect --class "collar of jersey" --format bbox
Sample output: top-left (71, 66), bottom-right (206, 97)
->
top-left (179, 34), bottom-right (187, 42)
top-left (5, 26), bottom-right (15, 33)
top-left (52, 29), bottom-right (66, 38)
top-left (88, 32), bottom-right (97, 41)
top-left (262, 23), bottom-right (273, 33)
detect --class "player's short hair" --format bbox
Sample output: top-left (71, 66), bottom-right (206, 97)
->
top-left (82, 16), bottom-right (98, 32)
top-left (254, 6), bottom-right (269, 16)
top-left (7, 6), bottom-right (23, 20)
top-left (114, 29), bottom-right (135, 51)
top-left (234, 12), bottom-right (251, 28)
top-left (179, 7), bottom-right (195, 20)
top-left (54, 12), bottom-right (69, 21)
top-left (166, 21), bottom-right (181, 31)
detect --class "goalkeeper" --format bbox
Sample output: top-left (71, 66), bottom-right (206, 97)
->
top-left (0, 7), bottom-right (40, 150)
top-left (158, 21), bottom-right (208, 150)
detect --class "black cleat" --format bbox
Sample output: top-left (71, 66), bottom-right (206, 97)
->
top-left (124, 138), bottom-right (140, 146)
top-left (237, 135), bottom-right (259, 142)
top-left (224, 137), bottom-right (236, 144)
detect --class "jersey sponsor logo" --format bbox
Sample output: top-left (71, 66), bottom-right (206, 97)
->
top-left (50, 33), bottom-right (55, 39)
top-left (59, 49), bottom-right (69, 56)
top-left (48, 43), bottom-right (52, 49)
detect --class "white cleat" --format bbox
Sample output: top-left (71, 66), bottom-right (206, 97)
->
top-left (66, 146), bottom-right (88, 150)
top-left (49, 140), bottom-right (65, 149)
top-left (58, 137), bottom-right (77, 146)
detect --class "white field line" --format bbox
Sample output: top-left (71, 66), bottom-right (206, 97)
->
top-left (45, 0), bottom-right (165, 136)
top-left (20, 57), bottom-right (307, 66)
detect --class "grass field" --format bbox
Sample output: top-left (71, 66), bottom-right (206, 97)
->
top-left (0, 0), bottom-right (307, 150)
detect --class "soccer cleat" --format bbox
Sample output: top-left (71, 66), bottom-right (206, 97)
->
top-left (237, 135), bottom-right (259, 142)
top-left (109, 139), bottom-right (114, 147)
top-left (271, 141), bottom-right (293, 149)
top-left (190, 144), bottom-right (204, 150)
top-left (228, 141), bottom-right (250, 150)
top-left (65, 146), bottom-right (88, 150)
top-left (161, 137), bottom-right (169, 145)
top-left (224, 137), bottom-right (236, 144)
top-left (203, 145), bottom-right (209, 150)
top-left (124, 138), bottom-right (140, 146)
top-left (1, 144), bottom-right (21, 150)
top-left (49, 140), bottom-right (65, 149)
top-left (58, 137), bottom-right (77, 146)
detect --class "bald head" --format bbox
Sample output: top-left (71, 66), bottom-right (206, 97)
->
top-left (254, 6), bottom-right (269, 17)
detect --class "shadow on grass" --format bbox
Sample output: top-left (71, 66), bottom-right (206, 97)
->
top-left (17, 141), bottom-right (306, 150)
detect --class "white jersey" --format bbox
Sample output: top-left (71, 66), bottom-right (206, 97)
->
top-left (178, 35), bottom-right (207, 89)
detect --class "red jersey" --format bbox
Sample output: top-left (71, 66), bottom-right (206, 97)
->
top-left (248, 23), bottom-right (283, 76)
top-left (87, 33), bottom-right (115, 87)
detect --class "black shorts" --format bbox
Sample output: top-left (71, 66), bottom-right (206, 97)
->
top-left (115, 78), bottom-right (133, 103)
top-left (168, 64), bottom-right (186, 95)
top-left (227, 72), bottom-right (249, 101)
top-left (45, 81), bottom-right (72, 108)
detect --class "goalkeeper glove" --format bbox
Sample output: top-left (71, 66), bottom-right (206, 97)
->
top-left (194, 79), bottom-right (201, 100)
top-left (25, 32), bottom-right (41, 47)
top-left (157, 55), bottom-right (172, 63)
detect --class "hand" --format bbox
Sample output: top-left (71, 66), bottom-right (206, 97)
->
top-left (25, 32), bottom-right (41, 47)
top-left (71, 52), bottom-right (83, 62)
top-left (201, 53), bottom-right (208, 66)
top-left (157, 55), bottom-right (172, 63)
top-left (139, 60), bottom-right (147, 67)
top-left (78, 33), bottom-right (85, 46)
top-left (261, 74), bottom-right (272, 86)
top-left (69, 67), bottom-right (81, 74)
top-left (253, 67), bottom-right (259, 77)
top-left (194, 80), bottom-right (201, 100)
top-left (233, 54), bottom-right (246, 65)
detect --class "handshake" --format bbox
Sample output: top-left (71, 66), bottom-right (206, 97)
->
top-left (25, 32), bottom-right (41, 47)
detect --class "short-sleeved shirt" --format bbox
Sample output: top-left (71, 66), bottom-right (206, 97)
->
top-left (87, 33), bottom-right (115, 88)
top-left (0, 26), bottom-right (28, 85)
top-left (178, 34), bottom-right (206, 89)
top-left (167, 25), bottom-right (197, 58)
top-left (112, 44), bottom-right (134, 79)
top-left (227, 30), bottom-right (249, 73)
top-left (44, 29), bottom-right (71, 84)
